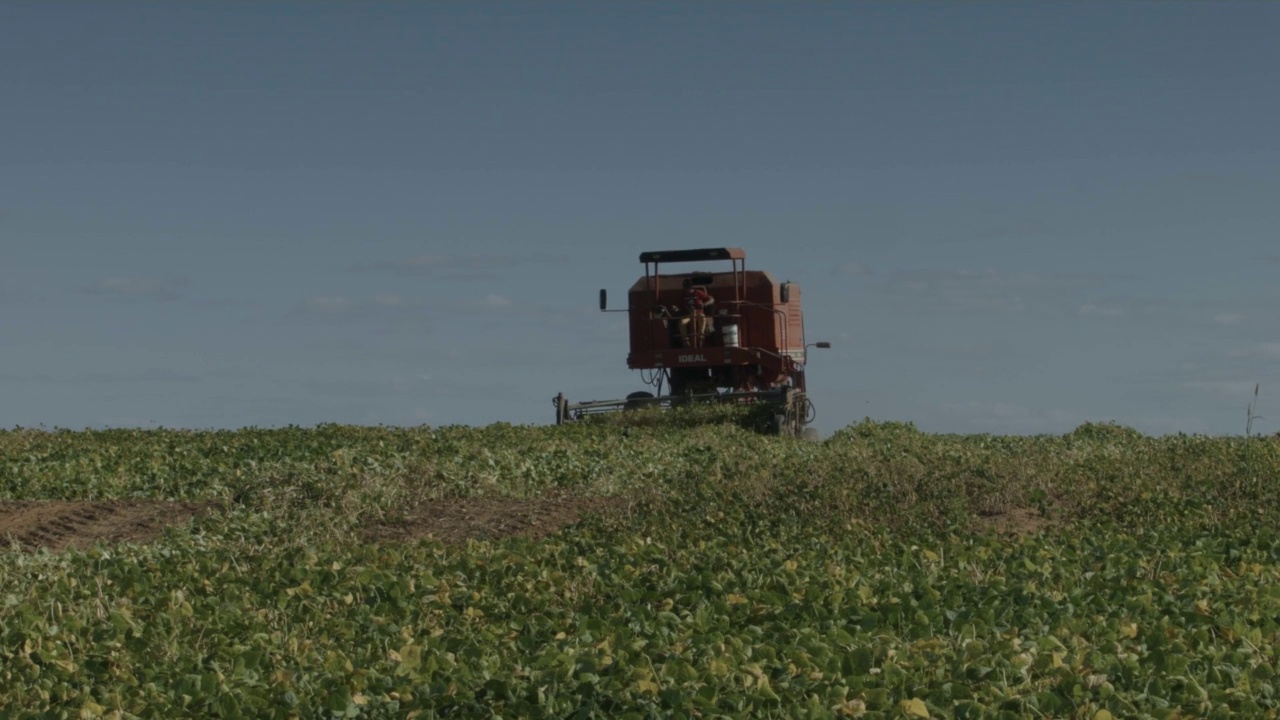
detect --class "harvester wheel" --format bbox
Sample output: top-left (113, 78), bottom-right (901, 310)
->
top-left (801, 427), bottom-right (821, 442)
top-left (625, 391), bottom-right (655, 411)
top-left (772, 414), bottom-right (794, 437)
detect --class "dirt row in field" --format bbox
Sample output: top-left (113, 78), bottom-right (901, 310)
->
top-left (0, 500), bottom-right (215, 552)
top-left (1, 496), bottom-right (1050, 552)
top-left (0, 494), bottom-right (630, 552)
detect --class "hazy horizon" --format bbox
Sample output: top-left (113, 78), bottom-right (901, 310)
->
top-left (3, 2), bottom-right (1279, 436)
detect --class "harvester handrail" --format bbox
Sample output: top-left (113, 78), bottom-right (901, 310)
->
top-left (725, 300), bottom-right (792, 359)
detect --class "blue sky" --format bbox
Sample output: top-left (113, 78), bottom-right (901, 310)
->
top-left (3, 2), bottom-right (1278, 435)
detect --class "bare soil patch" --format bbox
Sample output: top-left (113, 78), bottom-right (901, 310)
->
top-left (364, 493), bottom-right (629, 545)
top-left (0, 500), bottom-right (214, 552)
top-left (975, 506), bottom-right (1055, 537)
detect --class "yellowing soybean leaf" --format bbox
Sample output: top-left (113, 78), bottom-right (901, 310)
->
top-left (398, 643), bottom-right (422, 673)
top-left (900, 697), bottom-right (930, 718)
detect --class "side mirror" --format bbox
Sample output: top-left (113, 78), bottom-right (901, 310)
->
top-left (780, 282), bottom-right (791, 304)
top-left (599, 289), bottom-right (607, 311)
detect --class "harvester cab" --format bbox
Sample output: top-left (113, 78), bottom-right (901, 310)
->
top-left (555, 248), bottom-right (827, 437)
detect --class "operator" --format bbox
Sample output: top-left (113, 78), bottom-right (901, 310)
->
top-left (678, 285), bottom-right (715, 346)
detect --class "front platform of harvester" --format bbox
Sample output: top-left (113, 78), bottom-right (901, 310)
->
top-left (626, 247), bottom-right (807, 394)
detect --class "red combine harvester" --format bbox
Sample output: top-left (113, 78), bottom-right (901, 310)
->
top-left (554, 247), bottom-right (827, 436)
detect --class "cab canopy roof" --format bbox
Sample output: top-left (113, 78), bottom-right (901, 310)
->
top-left (638, 247), bottom-right (746, 264)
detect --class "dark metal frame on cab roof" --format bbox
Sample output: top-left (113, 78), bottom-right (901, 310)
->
top-left (638, 248), bottom-right (746, 264)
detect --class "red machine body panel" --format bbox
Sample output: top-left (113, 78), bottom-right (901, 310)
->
top-left (623, 248), bottom-right (808, 393)
top-left (554, 246), bottom-right (819, 436)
